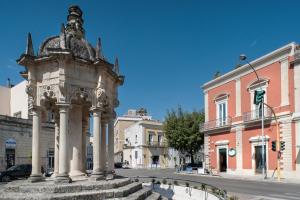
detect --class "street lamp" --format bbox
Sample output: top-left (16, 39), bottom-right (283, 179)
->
top-left (240, 54), bottom-right (267, 179)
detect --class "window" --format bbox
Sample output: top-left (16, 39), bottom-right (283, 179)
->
top-left (135, 151), bottom-right (138, 159)
top-left (249, 79), bottom-right (268, 120)
top-left (216, 100), bottom-right (227, 126)
top-left (47, 149), bottom-right (54, 170)
top-left (47, 111), bottom-right (54, 122)
top-left (148, 132), bottom-right (154, 145)
top-left (158, 135), bottom-right (162, 144)
top-left (13, 111), bottom-right (21, 118)
top-left (215, 94), bottom-right (228, 126)
top-left (135, 135), bottom-right (138, 143)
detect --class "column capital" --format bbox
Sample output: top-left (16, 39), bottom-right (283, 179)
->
top-left (57, 103), bottom-right (70, 113)
top-left (30, 106), bottom-right (43, 115)
top-left (90, 106), bottom-right (104, 113)
top-left (57, 103), bottom-right (70, 107)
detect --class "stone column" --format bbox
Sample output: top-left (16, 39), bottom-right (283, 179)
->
top-left (28, 107), bottom-right (43, 182)
top-left (81, 117), bottom-right (88, 174)
top-left (53, 117), bottom-right (59, 177)
top-left (90, 109), bottom-right (104, 180)
top-left (55, 104), bottom-right (72, 183)
top-left (100, 120), bottom-right (107, 174)
top-left (69, 105), bottom-right (84, 177)
top-left (106, 117), bottom-right (115, 180)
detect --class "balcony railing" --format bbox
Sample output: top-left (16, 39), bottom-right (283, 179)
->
top-left (243, 107), bottom-right (272, 123)
top-left (199, 117), bottom-right (232, 132)
top-left (147, 141), bottom-right (167, 147)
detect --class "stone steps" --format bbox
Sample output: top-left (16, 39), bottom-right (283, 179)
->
top-left (0, 180), bottom-right (157, 200)
top-left (118, 187), bottom-right (152, 200)
top-left (144, 191), bottom-right (161, 200)
top-left (4, 178), bottom-right (132, 193)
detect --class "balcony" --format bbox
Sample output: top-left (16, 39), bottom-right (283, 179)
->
top-left (146, 141), bottom-right (167, 148)
top-left (199, 117), bottom-right (232, 134)
top-left (243, 107), bottom-right (272, 128)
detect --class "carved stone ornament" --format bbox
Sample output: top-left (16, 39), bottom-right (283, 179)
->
top-left (69, 86), bottom-right (93, 103)
top-left (40, 84), bottom-right (59, 100)
top-left (113, 98), bottom-right (120, 108)
top-left (59, 81), bottom-right (67, 102)
top-left (95, 87), bottom-right (108, 108)
top-left (26, 82), bottom-right (36, 110)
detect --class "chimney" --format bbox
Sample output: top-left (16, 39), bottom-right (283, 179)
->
top-left (7, 78), bottom-right (11, 88)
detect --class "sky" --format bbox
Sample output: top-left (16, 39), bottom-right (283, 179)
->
top-left (1, 0), bottom-right (300, 120)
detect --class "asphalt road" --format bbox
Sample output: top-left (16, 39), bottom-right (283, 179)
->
top-left (115, 168), bottom-right (300, 200)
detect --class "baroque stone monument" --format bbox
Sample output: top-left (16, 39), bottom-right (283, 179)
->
top-left (18, 5), bottom-right (124, 183)
top-left (0, 5), bottom-right (163, 200)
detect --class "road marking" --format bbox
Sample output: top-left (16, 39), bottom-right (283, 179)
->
top-left (249, 194), bottom-right (300, 200)
top-left (268, 194), bottom-right (300, 200)
top-left (284, 193), bottom-right (300, 197)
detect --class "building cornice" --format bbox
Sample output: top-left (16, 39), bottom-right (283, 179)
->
top-left (202, 42), bottom-right (296, 92)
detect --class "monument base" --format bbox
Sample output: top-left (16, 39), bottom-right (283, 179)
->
top-left (0, 177), bottom-right (161, 200)
top-left (27, 174), bottom-right (44, 183)
top-left (106, 170), bottom-right (115, 180)
top-left (90, 171), bottom-right (105, 181)
top-left (54, 174), bottom-right (72, 184)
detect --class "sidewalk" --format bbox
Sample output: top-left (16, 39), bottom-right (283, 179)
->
top-left (175, 171), bottom-right (300, 184)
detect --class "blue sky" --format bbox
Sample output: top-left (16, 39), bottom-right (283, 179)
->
top-left (1, 0), bottom-right (300, 120)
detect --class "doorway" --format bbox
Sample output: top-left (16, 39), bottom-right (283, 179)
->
top-left (255, 145), bottom-right (266, 174)
top-left (218, 148), bottom-right (227, 172)
top-left (6, 148), bottom-right (15, 169)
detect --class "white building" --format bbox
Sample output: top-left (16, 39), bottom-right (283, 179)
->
top-left (123, 118), bottom-right (179, 169)
top-left (0, 80), bottom-right (28, 119)
top-left (0, 81), bottom-right (55, 171)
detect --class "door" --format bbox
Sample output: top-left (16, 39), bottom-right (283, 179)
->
top-left (6, 149), bottom-right (15, 169)
top-left (255, 145), bottom-right (266, 174)
top-left (218, 148), bottom-right (227, 172)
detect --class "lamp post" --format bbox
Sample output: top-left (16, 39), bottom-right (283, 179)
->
top-left (240, 54), bottom-right (267, 179)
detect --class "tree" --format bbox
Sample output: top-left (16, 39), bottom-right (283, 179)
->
top-left (163, 106), bottom-right (205, 164)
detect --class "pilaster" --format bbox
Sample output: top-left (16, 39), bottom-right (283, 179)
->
top-left (280, 58), bottom-right (289, 106)
top-left (235, 78), bottom-right (241, 117)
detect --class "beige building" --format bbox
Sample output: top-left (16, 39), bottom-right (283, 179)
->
top-left (119, 111), bottom-right (178, 169)
top-left (114, 109), bottom-right (151, 163)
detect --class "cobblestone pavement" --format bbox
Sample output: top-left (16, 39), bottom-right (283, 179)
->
top-left (115, 168), bottom-right (300, 200)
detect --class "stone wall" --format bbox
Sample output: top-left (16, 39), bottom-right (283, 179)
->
top-left (0, 115), bottom-right (54, 171)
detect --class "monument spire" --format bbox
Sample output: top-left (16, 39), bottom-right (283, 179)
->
top-left (26, 33), bottom-right (34, 56)
top-left (60, 23), bottom-right (66, 49)
top-left (95, 37), bottom-right (103, 60)
top-left (114, 57), bottom-right (119, 75)
top-left (65, 5), bottom-right (85, 39)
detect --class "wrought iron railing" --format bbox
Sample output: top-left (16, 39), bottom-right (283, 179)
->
top-left (243, 107), bottom-right (272, 122)
top-left (131, 175), bottom-right (227, 200)
top-left (147, 141), bottom-right (167, 147)
top-left (199, 117), bottom-right (232, 132)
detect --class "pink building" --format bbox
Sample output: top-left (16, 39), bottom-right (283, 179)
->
top-left (201, 42), bottom-right (300, 179)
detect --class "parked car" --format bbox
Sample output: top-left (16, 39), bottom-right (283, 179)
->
top-left (0, 164), bottom-right (32, 182)
top-left (114, 162), bottom-right (123, 168)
